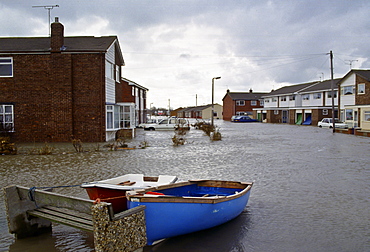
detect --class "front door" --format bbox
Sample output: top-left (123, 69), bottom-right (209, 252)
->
top-left (282, 110), bottom-right (288, 123)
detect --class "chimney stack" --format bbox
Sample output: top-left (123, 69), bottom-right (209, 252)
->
top-left (50, 17), bottom-right (64, 52)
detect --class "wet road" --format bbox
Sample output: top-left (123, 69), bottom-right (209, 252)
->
top-left (1, 121), bottom-right (369, 251)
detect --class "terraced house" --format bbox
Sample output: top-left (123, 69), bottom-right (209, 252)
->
top-left (254, 79), bottom-right (341, 125)
top-left (0, 18), bottom-right (145, 142)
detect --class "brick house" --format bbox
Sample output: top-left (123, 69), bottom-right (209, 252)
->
top-left (0, 18), bottom-right (141, 142)
top-left (120, 78), bottom-right (148, 127)
top-left (222, 89), bottom-right (266, 121)
top-left (338, 69), bottom-right (370, 131)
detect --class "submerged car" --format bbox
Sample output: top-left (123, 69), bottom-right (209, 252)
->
top-left (317, 118), bottom-right (348, 129)
top-left (144, 118), bottom-right (190, 130)
top-left (231, 116), bottom-right (258, 122)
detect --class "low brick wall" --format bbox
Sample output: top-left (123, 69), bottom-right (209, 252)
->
top-left (354, 129), bottom-right (370, 137)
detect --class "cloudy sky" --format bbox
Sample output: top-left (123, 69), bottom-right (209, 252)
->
top-left (1, 0), bottom-right (369, 109)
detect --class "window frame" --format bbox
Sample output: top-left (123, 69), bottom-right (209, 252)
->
top-left (342, 86), bottom-right (355, 95)
top-left (236, 100), bottom-right (245, 106)
top-left (302, 94), bottom-right (310, 100)
top-left (0, 104), bottom-right (14, 132)
top-left (358, 83), bottom-right (365, 95)
top-left (327, 91), bottom-right (337, 98)
top-left (364, 111), bottom-right (370, 121)
top-left (0, 57), bottom-right (13, 77)
top-left (313, 93), bottom-right (321, 99)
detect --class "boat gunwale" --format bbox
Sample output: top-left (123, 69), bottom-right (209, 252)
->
top-left (126, 180), bottom-right (253, 204)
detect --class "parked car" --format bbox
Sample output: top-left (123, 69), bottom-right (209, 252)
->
top-left (138, 117), bottom-right (165, 128)
top-left (317, 118), bottom-right (348, 129)
top-left (143, 118), bottom-right (190, 130)
top-left (231, 116), bottom-right (258, 123)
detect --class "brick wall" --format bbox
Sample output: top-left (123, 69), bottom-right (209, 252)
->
top-left (0, 53), bottom-right (106, 142)
top-left (222, 95), bottom-right (233, 120)
top-left (356, 75), bottom-right (370, 105)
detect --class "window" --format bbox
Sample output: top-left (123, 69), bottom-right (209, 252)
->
top-left (115, 65), bottom-right (120, 82)
top-left (105, 60), bottom-right (114, 79)
top-left (302, 94), bottom-right (310, 100)
top-left (342, 86), bottom-right (355, 95)
top-left (345, 109), bottom-right (353, 120)
top-left (0, 105), bottom-right (14, 131)
top-left (313, 93), bottom-right (321, 99)
top-left (289, 95), bottom-right (295, 101)
top-left (236, 100), bottom-right (245, 106)
top-left (274, 110), bottom-right (279, 115)
top-left (264, 99), bottom-right (270, 103)
top-left (323, 109), bottom-right (328, 116)
top-left (120, 106), bottom-right (131, 128)
top-left (272, 98), bottom-right (277, 102)
top-left (106, 105), bottom-right (114, 129)
top-left (0, 57), bottom-right (13, 77)
top-left (327, 91), bottom-right (337, 98)
top-left (280, 97), bottom-right (286, 102)
top-left (251, 100), bottom-right (257, 106)
top-left (358, 83), bottom-right (365, 94)
top-left (364, 111), bottom-right (370, 121)
top-left (260, 100), bottom-right (264, 106)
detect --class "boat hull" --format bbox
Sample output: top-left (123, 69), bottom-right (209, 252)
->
top-left (81, 174), bottom-right (177, 213)
top-left (126, 180), bottom-right (253, 245)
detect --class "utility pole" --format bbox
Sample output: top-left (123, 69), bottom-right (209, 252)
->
top-left (330, 51), bottom-right (335, 133)
top-left (32, 5), bottom-right (59, 36)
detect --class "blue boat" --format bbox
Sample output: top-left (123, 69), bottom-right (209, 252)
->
top-left (126, 180), bottom-right (253, 245)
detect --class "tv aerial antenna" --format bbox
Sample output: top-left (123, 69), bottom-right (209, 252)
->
top-left (32, 5), bottom-right (59, 36)
top-left (345, 59), bottom-right (358, 70)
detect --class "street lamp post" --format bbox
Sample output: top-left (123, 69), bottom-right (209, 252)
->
top-left (211, 76), bottom-right (221, 127)
top-left (149, 103), bottom-right (153, 120)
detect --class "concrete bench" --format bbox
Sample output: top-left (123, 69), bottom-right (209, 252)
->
top-left (4, 185), bottom-right (147, 252)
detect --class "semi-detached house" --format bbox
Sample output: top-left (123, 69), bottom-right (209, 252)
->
top-left (338, 69), bottom-right (370, 131)
top-left (0, 18), bottom-right (145, 142)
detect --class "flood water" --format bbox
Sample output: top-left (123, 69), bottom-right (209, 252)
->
top-left (1, 121), bottom-right (369, 252)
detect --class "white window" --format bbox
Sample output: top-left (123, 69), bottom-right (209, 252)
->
top-left (0, 105), bottom-right (14, 131)
top-left (342, 86), bottom-right (355, 95)
top-left (251, 100), bottom-right (257, 106)
top-left (274, 110), bottom-right (279, 115)
top-left (264, 99), bottom-right (270, 103)
top-left (120, 106), bottom-right (131, 128)
top-left (260, 100), bottom-right (264, 106)
top-left (106, 105), bottom-right (114, 129)
top-left (327, 91), bottom-right (337, 98)
top-left (236, 100), bottom-right (245, 106)
top-left (272, 98), bottom-right (277, 102)
top-left (313, 93), bottom-right (321, 99)
top-left (105, 60), bottom-right (114, 79)
top-left (302, 94), bottom-right (310, 100)
top-left (0, 57), bottom-right (13, 77)
top-left (323, 109), bottom-right (328, 116)
top-left (364, 111), bottom-right (370, 121)
top-left (289, 95), bottom-right (295, 101)
top-left (280, 97), bottom-right (286, 102)
top-left (346, 109), bottom-right (353, 120)
top-left (358, 83), bottom-right (365, 94)
top-left (115, 65), bottom-right (120, 82)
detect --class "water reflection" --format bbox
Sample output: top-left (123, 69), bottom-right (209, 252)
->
top-left (1, 121), bottom-right (369, 251)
